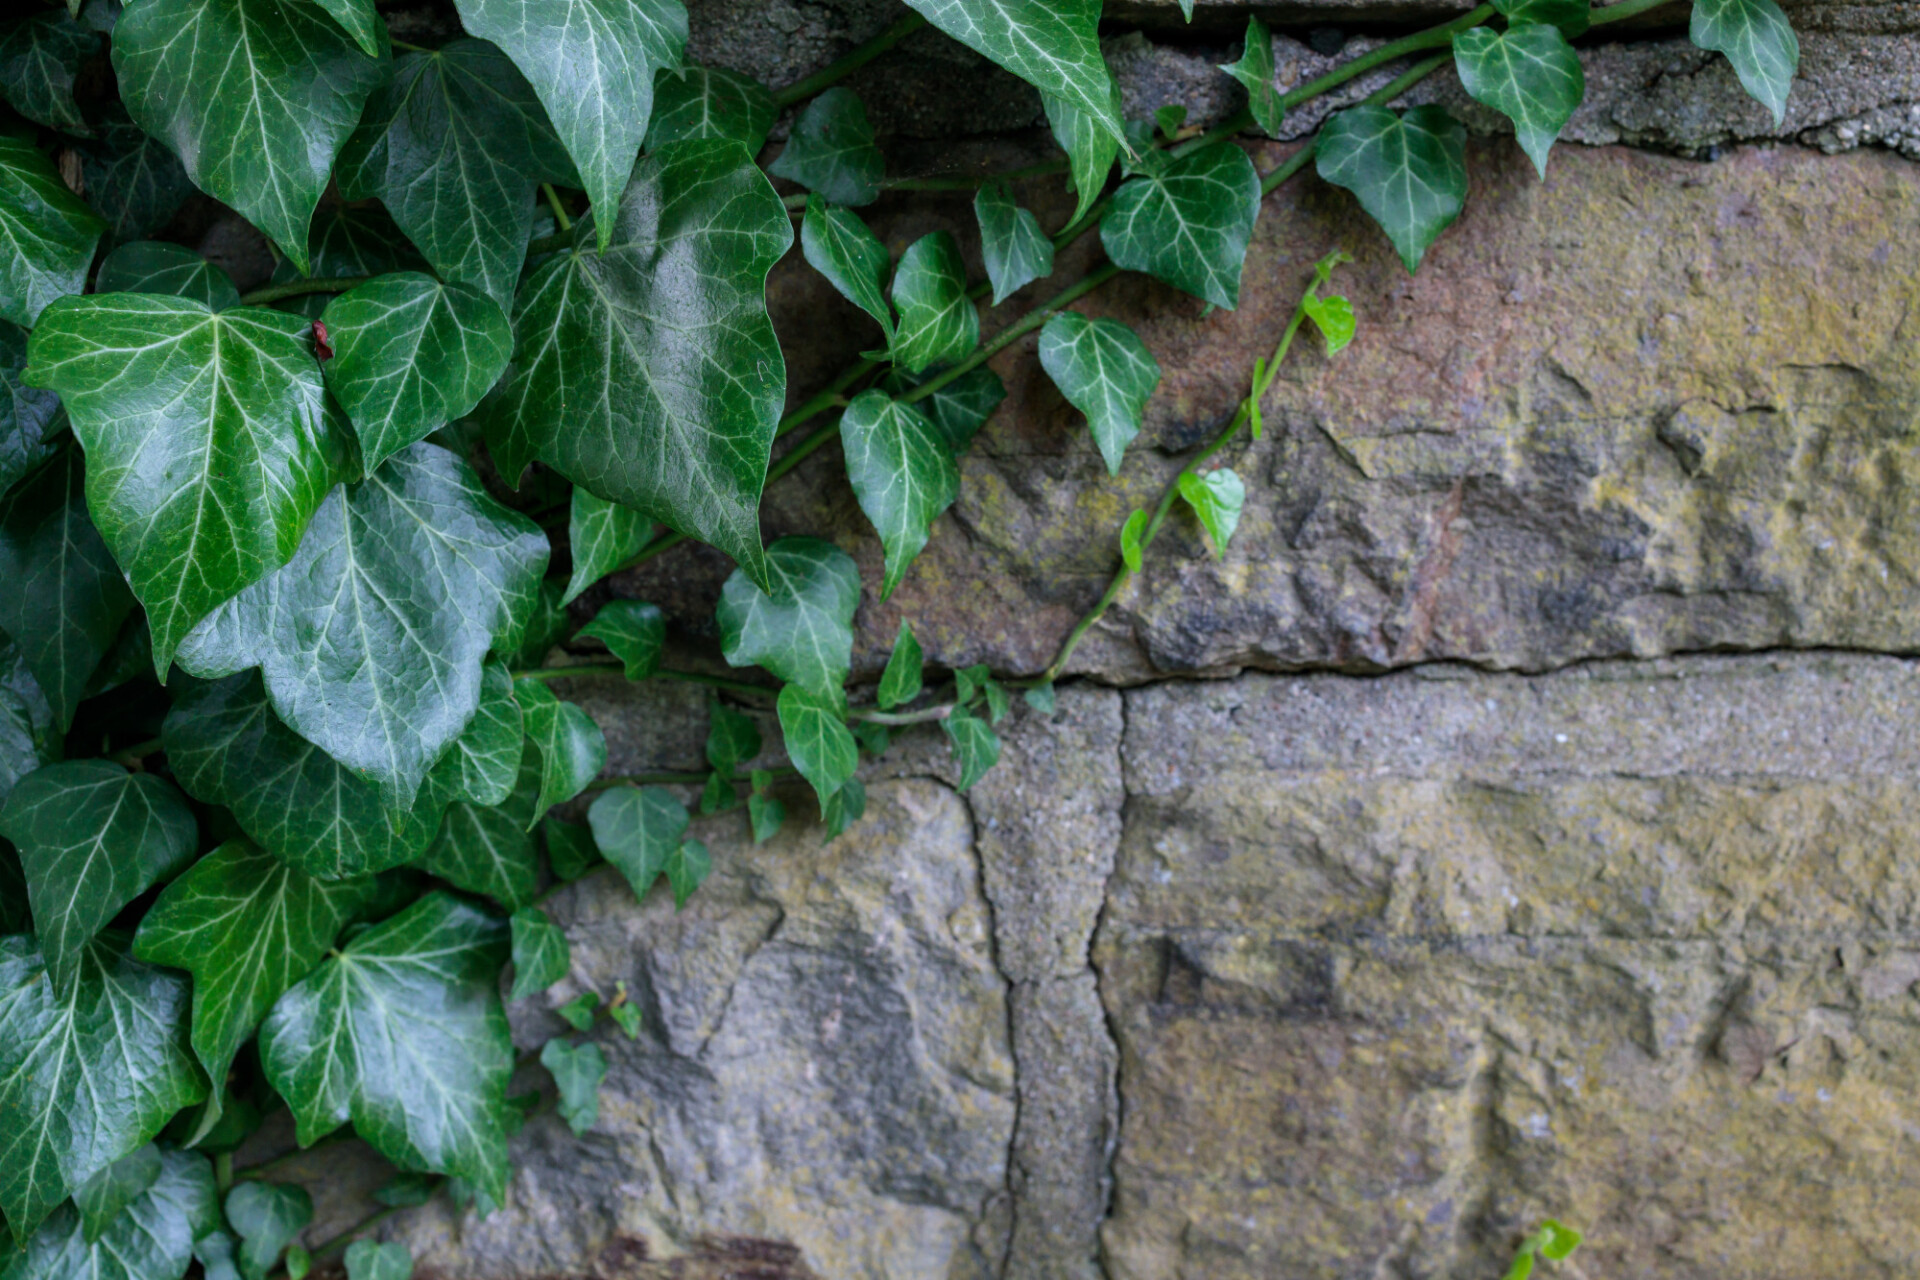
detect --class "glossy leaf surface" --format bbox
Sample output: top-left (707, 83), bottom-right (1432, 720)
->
top-left (904, 0), bottom-right (1120, 145)
top-left (975, 183), bottom-right (1054, 304)
top-left (890, 231), bottom-right (978, 375)
top-left (647, 64), bottom-right (775, 153)
top-left (578, 600), bottom-right (665, 680)
top-left (801, 195), bottom-right (893, 340)
top-left (768, 87), bottom-right (882, 206)
top-left (0, 135), bottom-right (106, 328)
top-left (1316, 105), bottom-right (1468, 273)
top-left (1038, 312), bottom-right (1161, 475)
top-left (840, 390), bottom-right (961, 597)
top-left (564, 491), bottom-right (653, 605)
top-left (716, 537), bottom-right (859, 700)
top-left (1453, 25), bottom-right (1584, 176)
top-left (1101, 142), bottom-right (1261, 309)
top-left (95, 241), bottom-right (241, 310)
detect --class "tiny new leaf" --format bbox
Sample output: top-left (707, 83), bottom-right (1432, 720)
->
top-left (0, 135), bottom-right (106, 328)
top-left (802, 195), bottom-right (894, 341)
top-left (890, 231), bottom-right (979, 375)
top-left (1119, 508), bottom-right (1148, 573)
top-left (578, 600), bottom-right (666, 680)
top-left (1037, 312), bottom-right (1161, 475)
top-left (1179, 467), bottom-right (1245, 557)
top-left (1452, 25), bottom-right (1584, 177)
top-left (877, 620), bottom-right (923, 710)
top-left (777, 683), bottom-right (858, 807)
top-left (1316, 105), bottom-right (1468, 273)
top-left (943, 705), bottom-right (1000, 791)
top-left (975, 183), bottom-right (1055, 304)
top-left (821, 775), bottom-right (865, 841)
top-left (768, 87), bottom-right (884, 207)
top-left (1101, 142), bottom-right (1262, 309)
top-left (840, 391), bottom-right (962, 598)
top-left (664, 837), bottom-right (710, 907)
top-left (541, 1039), bottom-right (606, 1135)
top-left (717, 537), bottom-right (860, 700)
top-left (1221, 18), bottom-right (1286, 138)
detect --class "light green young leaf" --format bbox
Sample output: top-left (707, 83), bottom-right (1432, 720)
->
top-left (0, 760), bottom-right (197, 992)
top-left (1453, 25), bottom-right (1584, 177)
top-left (904, 0), bottom-right (1121, 146)
top-left (455, 0), bottom-right (687, 249)
top-left (540, 1038), bottom-right (605, 1135)
top-left (1101, 141), bottom-right (1262, 309)
top-left (1043, 82), bottom-right (1122, 228)
top-left (509, 907), bottom-right (570, 1000)
top-left (588, 784), bottom-right (687, 901)
top-left (706, 700), bottom-right (762, 772)
top-left (840, 390), bottom-right (961, 598)
top-left (336, 39), bottom-right (570, 310)
top-left (564, 491), bottom-right (653, 605)
top-left (801, 195), bottom-right (894, 341)
top-left (1316, 105), bottom-right (1467, 273)
top-left (0, 322), bottom-right (60, 496)
top-left (344, 1240), bottom-right (412, 1280)
top-left (942, 706), bottom-right (999, 791)
top-left (647, 64), bottom-right (776, 153)
top-left (1495, 0), bottom-right (1591, 38)
top-left (424, 748), bottom-right (540, 908)
top-left (164, 673), bottom-right (444, 879)
top-left (1119, 508), bottom-right (1147, 573)
top-left (748, 792), bottom-right (784, 844)
top-left (0, 15), bottom-right (95, 134)
top-left (260, 891), bottom-right (514, 1204)
top-left (0, 933), bottom-right (205, 1244)
top-left (663, 838), bottom-right (708, 907)
top-left (1302, 291), bottom-right (1356, 355)
top-left (133, 840), bottom-right (379, 1131)
top-left (1536, 1220), bottom-right (1583, 1261)
top-left (890, 231), bottom-right (979, 375)
top-left (111, 0), bottom-right (386, 271)
top-left (516, 678), bottom-right (608, 820)
top-left (0, 135), bottom-right (106, 328)
top-left (1024, 682), bottom-right (1055, 714)
top-left (0, 444), bottom-right (137, 729)
top-left (543, 816), bottom-right (600, 881)
top-left (777, 683), bottom-right (858, 807)
top-left (578, 600), bottom-right (666, 679)
top-left (5, 1148), bottom-right (216, 1280)
top-left (1691, 0), bottom-right (1798, 123)
top-left (224, 1181), bottom-right (312, 1280)
top-left (71, 106), bottom-right (197, 244)
top-left (72, 1146), bottom-right (161, 1245)
top-left (1178, 467), bottom-right (1245, 557)
top-left (481, 140), bottom-right (791, 583)
top-left (975, 182), bottom-right (1054, 305)
top-left (321, 275), bottom-right (513, 472)
top-left (1221, 17), bottom-right (1285, 138)
top-left (176, 442), bottom-right (546, 809)
top-left (1037, 312), bottom-right (1161, 475)
top-left (95, 241), bottom-right (241, 310)
top-left (768, 87), bottom-right (884, 207)
top-left (287, 1244), bottom-right (313, 1280)
top-left (23, 295), bottom-right (351, 675)
top-left (877, 621), bottom-right (923, 710)
top-left (717, 537), bottom-right (860, 700)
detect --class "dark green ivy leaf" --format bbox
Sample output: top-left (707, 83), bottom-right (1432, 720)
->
top-left (717, 536), bottom-right (859, 701)
top-left (587, 784), bottom-right (687, 902)
top-left (540, 1038), bottom-right (605, 1135)
top-left (0, 933), bottom-right (206, 1244)
top-left (455, 0), bottom-right (687, 249)
top-left (1037, 312), bottom-right (1161, 475)
top-left (71, 107), bottom-right (196, 244)
top-left (1221, 17), bottom-right (1285, 138)
top-left (1453, 25), bottom-right (1584, 177)
top-left (663, 837), bottom-right (709, 907)
top-left (1316, 104), bottom-right (1467, 274)
top-left (4, 1147), bottom-right (216, 1279)
top-left (111, 0), bottom-right (387, 271)
top-left (424, 747), bottom-right (540, 909)
top-left (24, 294), bottom-right (351, 674)
top-left (578, 600), bottom-right (666, 680)
top-left (890, 231), bottom-right (978, 375)
top-left (903, 0), bottom-right (1121, 146)
top-left (482, 140), bottom-right (791, 583)
top-left (267, 205), bottom-right (433, 320)
top-left (878, 621), bottom-right (922, 710)
top-left (260, 890), bottom-right (515, 1204)
top-left (801, 195), bottom-right (893, 342)
top-left (95, 241), bottom-right (240, 309)
top-left (1496, 0), bottom-right (1591, 38)
top-left (974, 182), bottom-right (1053, 305)
top-left (509, 576), bottom-right (573, 670)
top-left (542, 816), bottom-right (599, 881)
top-left (72, 1145), bottom-right (160, 1245)
top-left (516, 678), bottom-right (607, 819)
top-left (840, 390), bottom-right (960, 598)
top-left (564, 491), bottom-right (653, 606)
top-left (176, 442), bottom-right (546, 808)
top-left (424, 661), bottom-right (525, 811)
top-left (699, 769), bottom-right (737, 815)
top-left (942, 705), bottom-right (999, 791)
top-left (1044, 83), bottom-right (1122, 229)
top-left (768, 87), bottom-right (883, 207)
top-left (312, 0), bottom-right (381, 58)
top-left (777, 683), bottom-right (857, 807)
top-left (748, 791), bottom-right (784, 844)
top-left (0, 15), bottom-right (95, 135)
top-left (1178, 466), bottom-right (1245, 556)
top-left (1101, 141), bottom-right (1261, 309)
top-left (820, 775), bottom-right (864, 841)
top-left (0, 135), bottom-right (106, 328)
top-left (0, 760), bottom-right (197, 991)
top-left (508, 907), bottom-right (569, 1000)
top-left (647, 64), bottom-right (775, 153)
top-left (706, 699), bottom-right (762, 772)
top-left (1690, 0), bottom-right (1798, 123)
top-left (223, 1180), bottom-right (312, 1280)
top-left (0, 322), bottom-right (59, 496)
top-left (888, 366), bottom-right (1006, 456)
top-left (133, 840), bottom-right (380, 1120)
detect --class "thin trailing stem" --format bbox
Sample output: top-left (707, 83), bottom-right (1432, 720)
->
top-left (238, 275), bottom-right (369, 306)
top-left (108, 736), bottom-right (163, 767)
top-left (542, 183), bottom-right (574, 232)
top-left (513, 662), bottom-right (777, 701)
top-left (772, 13), bottom-right (928, 109)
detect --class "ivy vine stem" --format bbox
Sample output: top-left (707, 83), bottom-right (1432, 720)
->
top-left (238, 275), bottom-right (371, 306)
top-left (542, 183), bottom-right (573, 232)
top-left (771, 12), bottom-right (930, 109)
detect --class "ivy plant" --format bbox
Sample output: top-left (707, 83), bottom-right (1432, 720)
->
top-left (0, 0), bottom-right (1798, 1270)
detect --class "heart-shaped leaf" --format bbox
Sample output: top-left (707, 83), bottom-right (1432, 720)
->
top-left (1178, 466), bottom-right (1245, 556)
top-left (1038, 312), bottom-right (1161, 475)
top-left (563, 490), bottom-right (653, 605)
top-left (578, 600), bottom-right (665, 680)
top-left (777, 683), bottom-right (857, 807)
top-left (6, 1147), bottom-right (217, 1276)
top-left (540, 1038), bottom-right (605, 1135)
top-left (663, 838), bottom-right (709, 907)
top-left (95, 242), bottom-right (240, 310)
top-left (1101, 141), bottom-right (1261, 309)
top-left (768, 87), bottom-right (883, 207)
top-left (801, 195), bottom-right (893, 341)
top-left (0, 135), bottom-right (106, 328)
top-left (0, 15), bottom-right (95, 135)
top-left (877, 621), bottom-right (923, 710)
top-left (1316, 104), bottom-right (1467, 273)
top-left (716, 537), bottom-right (859, 700)
top-left (224, 1181), bottom-right (313, 1280)
top-left (840, 390), bottom-right (961, 598)
top-left (1221, 17), bottom-right (1285, 138)
top-left (891, 231), bottom-right (978, 375)
top-left (647, 64), bottom-right (775, 153)
top-left (1453, 24), bottom-right (1584, 177)
top-left (1044, 84), bottom-right (1122, 228)
top-left (508, 907), bottom-right (569, 1000)
top-left (942, 705), bottom-right (999, 790)
top-left (1691, 0), bottom-right (1798, 123)
top-left (975, 182), bottom-right (1054, 304)
top-left (424, 749), bottom-right (541, 909)
top-left (588, 784), bottom-right (688, 901)
top-left (904, 0), bottom-right (1120, 145)
top-left (516, 677), bottom-right (607, 820)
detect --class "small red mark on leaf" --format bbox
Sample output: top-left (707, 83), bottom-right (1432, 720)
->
top-left (312, 320), bottom-right (333, 361)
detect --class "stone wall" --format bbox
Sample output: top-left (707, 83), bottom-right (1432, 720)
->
top-left (293, 1), bottom-right (1920, 1275)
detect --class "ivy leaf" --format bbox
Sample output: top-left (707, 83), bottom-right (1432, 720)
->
top-left (1221, 17), bottom-right (1285, 138)
top-left (424, 661), bottom-right (524, 811)
top-left (320, 275), bottom-right (512, 473)
top-left (508, 907), bottom-right (569, 1000)
top-left (748, 791), bottom-right (784, 844)
top-left (647, 65), bottom-right (775, 153)
top-left (71, 108), bottom-right (196, 244)
top-left (343, 1240), bottom-right (412, 1280)
top-left (767, 87), bottom-right (883, 207)
top-left (455, 0), bottom-right (687, 250)
top-left (706, 699), bottom-right (762, 772)
top-left (1101, 141), bottom-right (1262, 309)
top-left (541, 1039), bottom-right (605, 1136)
top-left (259, 891), bottom-right (515, 1204)
top-left (164, 673), bottom-right (443, 880)
top-left (943, 705), bottom-right (999, 790)
top-left (4, 1148), bottom-right (216, 1279)
top-left (1496, 0), bottom-right (1591, 38)
top-left (424, 747), bottom-right (540, 908)
top-left (894, 366), bottom-right (1006, 456)
top-left (336, 39), bottom-right (571, 309)
top-left (903, 0), bottom-right (1121, 146)
top-left (579, 600), bottom-right (666, 681)
top-left (840, 390), bottom-right (961, 598)
top-left (0, 933), bottom-right (206, 1243)
top-left (821, 776), bottom-right (864, 841)
top-left (1178, 467), bottom-right (1245, 557)
top-left (110, 0), bottom-right (387, 272)
top-left (555, 991), bottom-right (598, 1031)
top-left (1691, 0), bottom-right (1798, 123)
top-left (481, 140), bottom-right (791, 583)
top-left (0, 444), bottom-right (137, 729)
top-left (267, 205), bottom-right (432, 320)
top-left (1119, 508), bottom-right (1147, 573)
top-left (1453, 25), bottom-right (1584, 177)
top-left (1037, 312), bottom-right (1161, 475)
top-left (224, 1181), bottom-right (312, 1280)
top-left (176, 442), bottom-right (546, 809)
top-left (777, 684), bottom-right (857, 808)
top-left (510, 577), bottom-right (574, 670)
top-left (891, 231), bottom-right (979, 375)
top-left (95, 241), bottom-right (240, 310)
top-left (311, 0), bottom-right (381, 57)
top-left (1044, 84), bottom-right (1122, 228)
top-left (24, 295), bottom-right (351, 675)
top-left (1024, 682), bottom-right (1055, 714)
top-left (1316, 105), bottom-right (1467, 274)
top-left (1302, 291), bottom-right (1356, 355)
top-left (801, 195), bottom-right (893, 342)
top-left (72, 1145), bottom-right (160, 1245)
top-left (0, 15), bottom-right (95, 135)
top-left (133, 839), bottom-right (379, 1119)
top-left (587, 784), bottom-right (687, 901)
top-left (975, 182), bottom-right (1054, 305)
top-left (564, 491), bottom-right (653, 605)
top-left (716, 537), bottom-right (859, 700)
top-left (542, 816), bottom-right (599, 881)
top-left (0, 760), bottom-right (197, 991)
top-left (702, 769), bottom-right (742, 813)
top-left (516, 678), bottom-right (608, 820)
top-left (0, 322), bottom-right (59, 496)
top-left (0, 136), bottom-right (106, 328)
top-left (877, 620), bottom-right (923, 710)
top-left (664, 838), bottom-right (709, 907)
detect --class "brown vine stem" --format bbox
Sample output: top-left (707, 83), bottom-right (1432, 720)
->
top-left (772, 12), bottom-right (929, 110)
